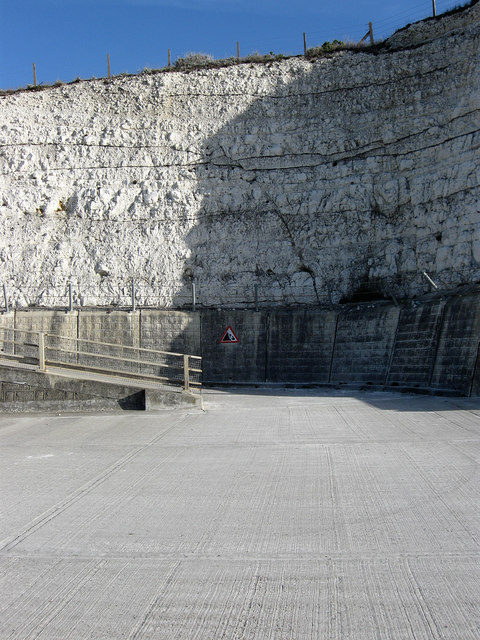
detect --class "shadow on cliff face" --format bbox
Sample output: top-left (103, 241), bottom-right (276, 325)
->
top-left (182, 56), bottom-right (401, 308)
top-left (182, 37), bottom-right (479, 308)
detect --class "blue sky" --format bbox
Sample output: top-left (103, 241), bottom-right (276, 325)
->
top-left (0, 0), bottom-right (466, 89)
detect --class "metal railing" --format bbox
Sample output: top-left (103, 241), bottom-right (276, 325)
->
top-left (0, 327), bottom-right (202, 392)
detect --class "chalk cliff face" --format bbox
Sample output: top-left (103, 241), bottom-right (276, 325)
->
top-left (0, 4), bottom-right (479, 308)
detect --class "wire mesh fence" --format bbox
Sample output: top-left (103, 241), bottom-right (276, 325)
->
top-left (1, 271), bottom-right (463, 313)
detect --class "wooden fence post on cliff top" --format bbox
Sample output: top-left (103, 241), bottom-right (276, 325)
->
top-left (33, 63), bottom-right (37, 86)
top-left (303, 32), bottom-right (307, 55)
top-left (358, 22), bottom-right (374, 45)
top-left (168, 49), bottom-right (171, 67)
top-left (107, 53), bottom-right (111, 78)
top-left (237, 41), bottom-right (240, 60)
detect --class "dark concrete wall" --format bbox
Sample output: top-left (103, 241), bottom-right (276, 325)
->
top-left (2, 288), bottom-right (480, 395)
top-left (266, 310), bottom-right (337, 383)
top-left (330, 305), bottom-right (399, 385)
top-left (387, 300), bottom-right (445, 388)
top-left (431, 295), bottom-right (480, 394)
top-left (196, 294), bottom-right (480, 393)
top-left (0, 366), bottom-right (145, 409)
top-left (201, 310), bottom-right (267, 383)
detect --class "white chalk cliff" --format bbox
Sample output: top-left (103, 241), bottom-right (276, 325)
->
top-left (1, 3), bottom-right (479, 308)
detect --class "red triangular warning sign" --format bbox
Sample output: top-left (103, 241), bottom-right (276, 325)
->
top-left (220, 326), bottom-right (239, 343)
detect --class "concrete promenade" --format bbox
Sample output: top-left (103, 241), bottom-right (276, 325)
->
top-left (0, 389), bottom-right (479, 639)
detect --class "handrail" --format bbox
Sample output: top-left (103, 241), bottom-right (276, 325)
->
top-left (45, 333), bottom-right (203, 360)
top-left (0, 327), bottom-right (201, 360)
top-left (44, 359), bottom-right (201, 386)
top-left (45, 345), bottom-right (188, 371)
top-left (0, 327), bottom-right (202, 392)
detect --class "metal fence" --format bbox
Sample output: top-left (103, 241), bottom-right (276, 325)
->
top-left (0, 327), bottom-right (202, 392)
top-left (2, 267), bottom-right (474, 312)
top-left (0, 278), bottom-right (437, 312)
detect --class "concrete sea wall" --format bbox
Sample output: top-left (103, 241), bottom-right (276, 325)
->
top-left (0, 3), bottom-right (479, 308)
top-left (2, 288), bottom-right (480, 396)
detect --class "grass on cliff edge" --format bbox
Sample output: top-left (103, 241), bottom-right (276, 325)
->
top-left (0, 0), bottom-right (477, 95)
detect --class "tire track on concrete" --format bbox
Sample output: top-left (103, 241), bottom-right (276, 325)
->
top-left (184, 565), bottom-right (226, 640)
top-left (192, 446), bottom-right (261, 555)
top-left (0, 557), bottom-right (64, 620)
top-left (60, 562), bottom-right (131, 640)
top-left (209, 567), bottom-right (245, 640)
top-left (432, 409), bottom-right (480, 436)
top-left (411, 554), bottom-right (480, 639)
top-left (3, 559), bottom-right (105, 640)
top-left (398, 445), bottom-right (479, 549)
top-left (404, 559), bottom-right (443, 640)
top-left (50, 445), bottom-right (188, 555)
top-left (386, 558), bottom-right (424, 640)
top-left (0, 416), bottom-right (187, 553)
top-left (127, 560), bottom-right (181, 640)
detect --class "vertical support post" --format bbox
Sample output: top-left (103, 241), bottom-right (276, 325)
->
top-left (469, 342), bottom-right (480, 397)
top-left (3, 284), bottom-right (9, 313)
top-left (131, 280), bottom-right (136, 313)
top-left (254, 284), bottom-right (259, 312)
top-left (328, 313), bottom-right (340, 383)
top-left (168, 49), bottom-right (171, 67)
top-left (369, 22), bottom-right (374, 45)
top-left (33, 63), bottom-right (37, 86)
top-left (303, 32), bottom-right (307, 56)
top-left (107, 53), bottom-right (111, 78)
top-left (236, 41), bottom-right (240, 60)
top-left (432, 0), bottom-right (437, 17)
top-left (192, 282), bottom-right (196, 312)
top-left (68, 282), bottom-right (73, 312)
top-left (384, 307), bottom-right (401, 386)
top-left (38, 332), bottom-right (45, 371)
top-left (183, 354), bottom-right (190, 391)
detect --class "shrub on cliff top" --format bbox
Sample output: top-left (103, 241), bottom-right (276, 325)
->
top-left (306, 40), bottom-right (345, 58)
top-left (174, 52), bottom-right (215, 69)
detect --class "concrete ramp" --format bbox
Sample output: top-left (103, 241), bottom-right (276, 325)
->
top-left (0, 358), bottom-right (201, 413)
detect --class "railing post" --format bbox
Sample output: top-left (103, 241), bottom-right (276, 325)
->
top-left (38, 332), bottom-right (45, 371)
top-left (183, 354), bottom-right (190, 391)
top-left (3, 284), bottom-right (9, 313)
top-left (192, 282), bottom-right (196, 312)
top-left (131, 280), bottom-right (136, 312)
